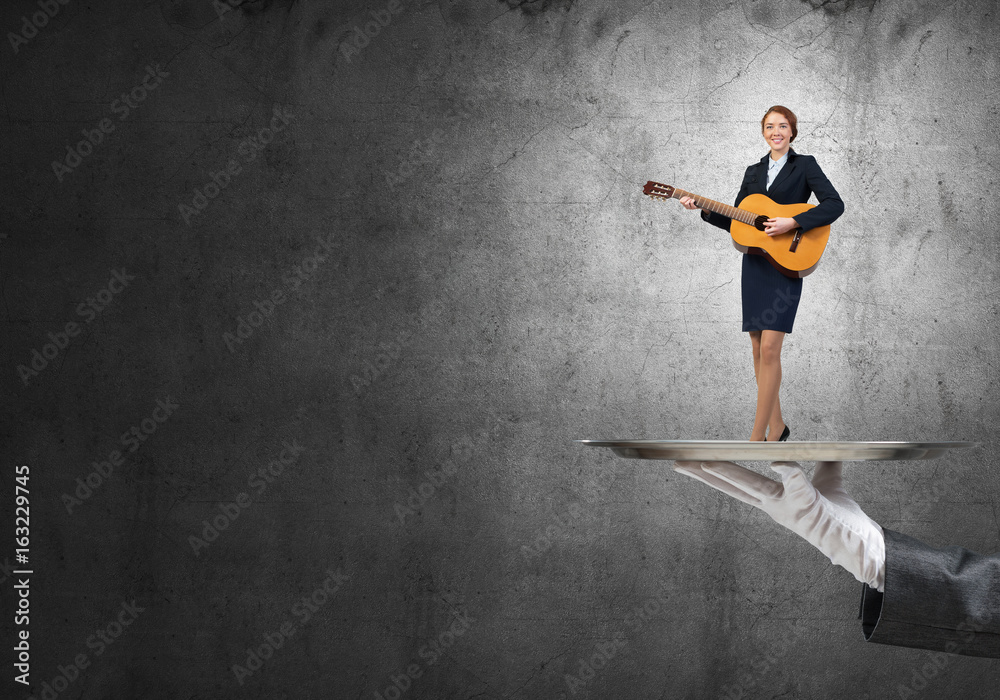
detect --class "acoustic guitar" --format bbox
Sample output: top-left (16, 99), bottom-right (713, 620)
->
top-left (642, 181), bottom-right (831, 278)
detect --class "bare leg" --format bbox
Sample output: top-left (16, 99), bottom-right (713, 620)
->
top-left (749, 331), bottom-right (762, 382)
top-left (749, 331), bottom-right (786, 439)
top-left (767, 393), bottom-right (786, 441)
top-left (763, 330), bottom-right (787, 440)
top-left (749, 330), bottom-right (785, 441)
top-left (748, 331), bottom-right (763, 440)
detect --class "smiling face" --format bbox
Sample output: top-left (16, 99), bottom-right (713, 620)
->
top-left (762, 111), bottom-right (793, 159)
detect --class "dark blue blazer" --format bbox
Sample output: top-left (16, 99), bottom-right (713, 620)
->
top-left (701, 148), bottom-right (844, 233)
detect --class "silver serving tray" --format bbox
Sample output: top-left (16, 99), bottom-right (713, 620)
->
top-left (577, 440), bottom-right (978, 462)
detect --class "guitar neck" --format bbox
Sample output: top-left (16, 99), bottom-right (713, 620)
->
top-left (669, 188), bottom-right (757, 226)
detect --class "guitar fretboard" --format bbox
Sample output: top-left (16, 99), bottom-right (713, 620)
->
top-left (669, 188), bottom-right (759, 226)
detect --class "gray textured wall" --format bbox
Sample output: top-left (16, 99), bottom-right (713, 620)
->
top-left (3, 0), bottom-right (1000, 697)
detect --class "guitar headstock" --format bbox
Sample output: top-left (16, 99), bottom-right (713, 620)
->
top-left (643, 181), bottom-right (674, 201)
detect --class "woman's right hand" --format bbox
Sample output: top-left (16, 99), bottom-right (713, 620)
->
top-left (679, 195), bottom-right (702, 211)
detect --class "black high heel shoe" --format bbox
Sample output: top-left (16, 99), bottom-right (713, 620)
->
top-left (777, 425), bottom-right (790, 442)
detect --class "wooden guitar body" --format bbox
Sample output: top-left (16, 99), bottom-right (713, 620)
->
top-left (729, 194), bottom-right (830, 278)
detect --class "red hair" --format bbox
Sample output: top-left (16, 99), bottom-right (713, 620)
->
top-left (761, 105), bottom-right (798, 143)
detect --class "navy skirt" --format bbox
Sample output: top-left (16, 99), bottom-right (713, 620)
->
top-left (741, 254), bottom-right (802, 333)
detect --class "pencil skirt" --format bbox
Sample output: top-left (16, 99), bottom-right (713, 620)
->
top-left (741, 253), bottom-right (802, 333)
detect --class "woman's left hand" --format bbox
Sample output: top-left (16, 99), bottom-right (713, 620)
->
top-left (764, 217), bottom-right (799, 236)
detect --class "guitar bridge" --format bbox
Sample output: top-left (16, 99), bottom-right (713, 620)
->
top-left (789, 229), bottom-right (802, 252)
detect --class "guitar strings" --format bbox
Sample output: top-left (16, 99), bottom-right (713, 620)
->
top-left (649, 186), bottom-right (757, 225)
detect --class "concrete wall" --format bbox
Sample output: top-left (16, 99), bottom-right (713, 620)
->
top-left (4, 0), bottom-right (999, 697)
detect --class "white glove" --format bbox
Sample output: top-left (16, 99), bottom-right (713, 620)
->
top-left (674, 460), bottom-right (885, 591)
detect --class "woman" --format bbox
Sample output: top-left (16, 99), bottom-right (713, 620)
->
top-left (679, 106), bottom-right (843, 441)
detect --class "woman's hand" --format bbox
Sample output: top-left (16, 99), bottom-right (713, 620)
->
top-left (679, 195), bottom-right (704, 212)
top-left (764, 217), bottom-right (799, 236)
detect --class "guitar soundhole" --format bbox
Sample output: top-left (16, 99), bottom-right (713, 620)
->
top-left (753, 215), bottom-right (768, 232)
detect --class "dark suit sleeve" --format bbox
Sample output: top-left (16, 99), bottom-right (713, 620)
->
top-left (701, 165), bottom-right (755, 231)
top-left (790, 155), bottom-right (844, 232)
top-left (859, 528), bottom-right (1000, 658)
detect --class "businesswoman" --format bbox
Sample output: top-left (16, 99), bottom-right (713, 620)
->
top-left (679, 106), bottom-right (843, 441)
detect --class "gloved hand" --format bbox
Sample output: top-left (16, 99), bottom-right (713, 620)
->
top-left (674, 460), bottom-right (885, 591)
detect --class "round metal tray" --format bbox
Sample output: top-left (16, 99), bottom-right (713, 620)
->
top-left (576, 440), bottom-right (978, 462)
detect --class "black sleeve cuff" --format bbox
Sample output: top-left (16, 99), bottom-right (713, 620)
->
top-left (859, 584), bottom-right (884, 640)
